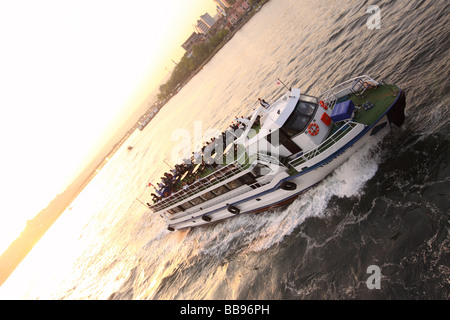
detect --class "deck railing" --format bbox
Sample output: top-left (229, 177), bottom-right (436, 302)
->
top-left (255, 152), bottom-right (286, 168)
top-left (149, 152), bottom-right (285, 212)
top-left (319, 75), bottom-right (379, 106)
top-left (167, 153), bottom-right (286, 221)
top-left (288, 122), bottom-right (359, 169)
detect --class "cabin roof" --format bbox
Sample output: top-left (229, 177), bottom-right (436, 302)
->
top-left (237, 88), bottom-right (301, 147)
top-left (262, 88), bottom-right (301, 131)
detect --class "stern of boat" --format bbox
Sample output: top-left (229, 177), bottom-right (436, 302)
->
top-left (387, 89), bottom-right (406, 127)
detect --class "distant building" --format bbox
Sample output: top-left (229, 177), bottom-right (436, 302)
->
top-left (181, 32), bottom-right (204, 52)
top-left (207, 15), bottom-right (228, 37)
top-left (195, 13), bottom-right (216, 34)
top-left (216, 5), bottom-right (227, 17)
top-left (227, 0), bottom-right (251, 26)
top-left (214, 0), bottom-right (232, 11)
top-left (201, 13), bottom-right (216, 27)
top-left (215, 0), bottom-right (232, 8)
top-left (195, 18), bottom-right (209, 34)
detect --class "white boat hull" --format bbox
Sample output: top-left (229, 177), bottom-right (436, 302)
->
top-left (149, 77), bottom-right (406, 232)
top-left (168, 114), bottom-right (391, 230)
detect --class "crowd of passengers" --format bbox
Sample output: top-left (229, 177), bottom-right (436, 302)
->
top-left (149, 117), bottom-right (255, 204)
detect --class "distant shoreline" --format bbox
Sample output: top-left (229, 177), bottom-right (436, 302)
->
top-left (0, 166), bottom-right (96, 287)
top-left (154, 0), bottom-right (271, 111)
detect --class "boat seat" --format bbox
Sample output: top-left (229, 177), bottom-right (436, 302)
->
top-left (331, 100), bottom-right (355, 122)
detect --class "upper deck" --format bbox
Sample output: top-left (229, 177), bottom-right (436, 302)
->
top-left (149, 152), bottom-right (287, 215)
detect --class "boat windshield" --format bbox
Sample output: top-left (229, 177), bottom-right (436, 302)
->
top-left (282, 100), bottom-right (317, 136)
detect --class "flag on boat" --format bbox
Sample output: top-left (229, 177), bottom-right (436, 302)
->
top-left (275, 78), bottom-right (291, 92)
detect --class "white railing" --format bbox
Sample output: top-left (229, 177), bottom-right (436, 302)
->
top-left (289, 122), bottom-right (359, 168)
top-left (150, 158), bottom-right (248, 212)
top-left (150, 152), bottom-right (286, 212)
top-left (255, 153), bottom-right (286, 168)
top-left (319, 75), bottom-right (379, 106)
top-left (167, 154), bottom-right (285, 221)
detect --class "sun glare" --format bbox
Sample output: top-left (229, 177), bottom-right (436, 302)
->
top-left (0, 0), bottom-right (219, 259)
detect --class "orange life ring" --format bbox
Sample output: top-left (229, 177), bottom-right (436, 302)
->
top-left (319, 100), bottom-right (328, 110)
top-left (308, 123), bottom-right (320, 136)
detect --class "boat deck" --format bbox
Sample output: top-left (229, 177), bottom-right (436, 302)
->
top-left (351, 84), bottom-right (400, 125)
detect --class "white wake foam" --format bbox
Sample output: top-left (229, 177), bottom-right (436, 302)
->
top-left (243, 133), bottom-right (386, 252)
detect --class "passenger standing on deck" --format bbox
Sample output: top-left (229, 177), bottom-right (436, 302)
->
top-left (258, 98), bottom-right (270, 108)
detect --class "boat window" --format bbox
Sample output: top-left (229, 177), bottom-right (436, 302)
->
top-left (299, 94), bottom-right (318, 104)
top-left (181, 201), bottom-right (193, 210)
top-left (167, 209), bottom-right (176, 215)
top-left (240, 172), bottom-right (258, 185)
top-left (266, 129), bottom-right (302, 152)
top-left (265, 130), bottom-right (279, 147)
top-left (282, 100), bottom-right (317, 136)
top-left (190, 197), bottom-right (204, 206)
top-left (227, 178), bottom-right (245, 190)
top-left (171, 206), bottom-right (182, 213)
top-left (252, 164), bottom-right (271, 178)
top-left (202, 192), bottom-right (215, 201)
top-left (212, 184), bottom-right (230, 196)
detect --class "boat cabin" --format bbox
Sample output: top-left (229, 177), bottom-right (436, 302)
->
top-left (237, 89), bottom-right (333, 158)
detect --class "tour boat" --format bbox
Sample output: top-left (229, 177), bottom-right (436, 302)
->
top-left (147, 75), bottom-right (406, 232)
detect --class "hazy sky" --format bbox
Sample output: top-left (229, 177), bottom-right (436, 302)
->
top-left (0, 0), bottom-right (218, 254)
